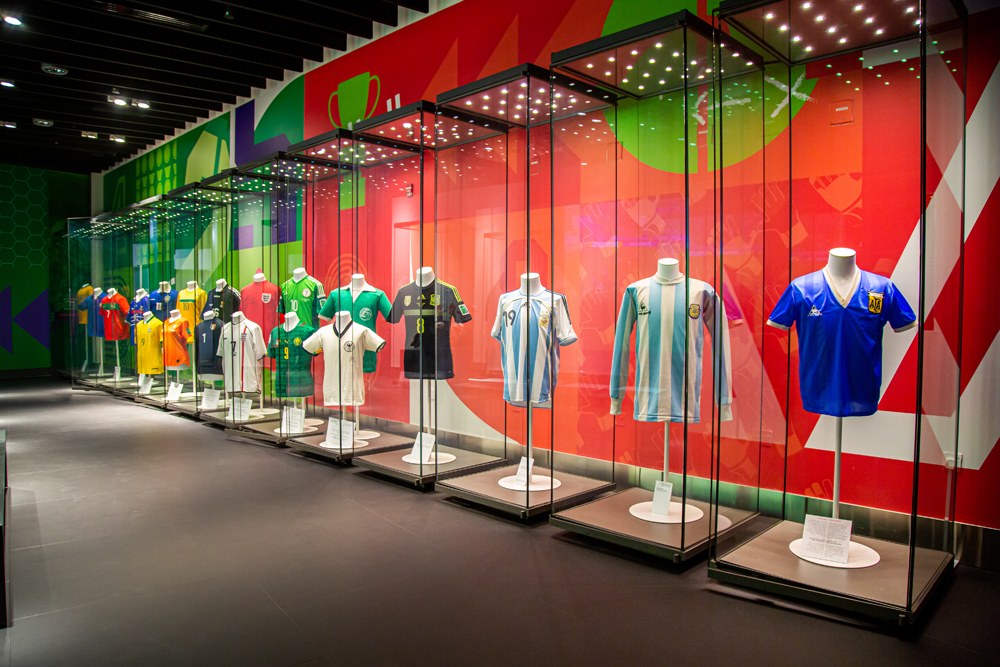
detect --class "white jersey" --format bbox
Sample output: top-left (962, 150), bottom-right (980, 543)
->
top-left (216, 318), bottom-right (267, 393)
top-left (610, 275), bottom-right (732, 423)
top-left (304, 320), bottom-right (385, 407)
top-left (491, 288), bottom-right (577, 408)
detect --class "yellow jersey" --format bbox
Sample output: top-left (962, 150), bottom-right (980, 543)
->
top-left (176, 287), bottom-right (207, 342)
top-left (135, 317), bottom-right (164, 375)
top-left (76, 285), bottom-right (94, 325)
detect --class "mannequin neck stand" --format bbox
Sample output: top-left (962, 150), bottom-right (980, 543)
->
top-left (216, 279), bottom-right (227, 292)
top-left (655, 258), bottom-right (681, 283)
top-left (231, 311), bottom-right (245, 324)
top-left (520, 272), bottom-right (544, 295)
top-left (292, 268), bottom-right (308, 282)
top-left (334, 311), bottom-right (352, 330)
top-left (415, 267), bottom-right (435, 288)
top-left (283, 312), bottom-right (299, 331)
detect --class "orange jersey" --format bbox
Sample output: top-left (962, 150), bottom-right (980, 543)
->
top-left (163, 318), bottom-right (192, 367)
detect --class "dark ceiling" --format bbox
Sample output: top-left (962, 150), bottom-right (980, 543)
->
top-left (0, 0), bottom-right (428, 174)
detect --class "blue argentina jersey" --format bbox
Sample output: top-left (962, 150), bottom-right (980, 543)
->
top-left (610, 275), bottom-right (733, 423)
top-left (768, 268), bottom-right (916, 417)
top-left (492, 289), bottom-right (577, 408)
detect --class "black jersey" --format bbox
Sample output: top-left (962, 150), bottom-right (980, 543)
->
top-left (195, 318), bottom-right (224, 376)
top-left (389, 279), bottom-right (472, 379)
top-left (205, 285), bottom-right (242, 323)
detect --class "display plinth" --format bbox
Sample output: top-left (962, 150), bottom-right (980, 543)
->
top-left (287, 429), bottom-right (412, 464)
top-left (628, 500), bottom-right (704, 525)
top-left (789, 538), bottom-right (881, 569)
top-left (166, 398), bottom-right (201, 416)
top-left (229, 418), bottom-right (329, 446)
top-left (355, 430), bottom-right (380, 440)
top-left (354, 445), bottom-right (504, 488)
top-left (439, 465), bottom-right (614, 519)
top-left (709, 520), bottom-right (952, 623)
top-left (550, 487), bottom-right (747, 562)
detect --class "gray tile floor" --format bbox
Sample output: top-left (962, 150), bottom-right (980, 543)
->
top-left (0, 377), bottom-right (996, 666)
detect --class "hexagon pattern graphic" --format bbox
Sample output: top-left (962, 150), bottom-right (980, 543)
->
top-left (0, 163), bottom-right (49, 269)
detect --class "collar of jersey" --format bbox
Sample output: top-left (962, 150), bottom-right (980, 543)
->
top-left (339, 284), bottom-right (377, 294)
top-left (652, 273), bottom-right (685, 285)
top-left (333, 320), bottom-right (352, 337)
top-left (821, 267), bottom-right (861, 308)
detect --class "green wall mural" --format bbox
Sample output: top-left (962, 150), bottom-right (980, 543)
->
top-left (103, 113), bottom-right (231, 210)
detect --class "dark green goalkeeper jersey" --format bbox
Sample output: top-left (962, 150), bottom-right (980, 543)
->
top-left (266, 323), bottom-right (317, 398)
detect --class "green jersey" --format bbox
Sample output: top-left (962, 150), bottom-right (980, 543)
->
top-left (319, 285), bottom-right (392, 372)
top-left (278, 276), bottom-right (326, 329)
top-left (266, 323), bottom-right (317, 398)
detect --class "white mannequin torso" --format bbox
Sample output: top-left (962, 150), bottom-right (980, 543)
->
top-left (283, 311), bottom-right (299, 331)
top-left (93, 288), bottom-right (103, 297)
top-left (143, 311), bottom-right (153, 323)
top-left (106, 288), bottom-right (117, 297)
top-left (520, 272), bottom-right (544, 295)
top-left (216, 279), bottom-right (227, 292)
top-left (186, 280), bottom-right (198, 291)
top-left (160, 281), bottom-right (170, 293)
top-left (351, 273), bottom-right (371, 300)
top-left (292, 267), bottom-right (308, 283)
top-left (655, 258), bottom-right (681, 283)
top-left (334, 311), bottom-right (352, 330)
top-left (231, 311), bottom-right (244, 324)
top-left (135, 288), bottom-right (147, 299)
top-left (415, 267), bottom-right (435, 288)
top-left (168, 309), bottom-right (181, 322)
top-left (202, 309), bottom-right (215, 320)
top-left (253, 272), bottom-right (266, 283)
top-left (824, 248), bottom-right (860, 307)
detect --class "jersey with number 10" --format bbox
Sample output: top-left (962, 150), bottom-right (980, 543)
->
top-left (492, 288), bottom-right (577, 408)
top-left (610, 275), bottom-right (732, 423)
top-left (279, 276), bottom-right (325, 329)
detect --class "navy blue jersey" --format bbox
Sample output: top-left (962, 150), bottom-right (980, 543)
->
top-left (148, 288), bottom-right (177, 318)
top-left (195, 318), bottom-right (225, 376)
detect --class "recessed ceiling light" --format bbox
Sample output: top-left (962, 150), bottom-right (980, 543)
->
top-left (110, 134), bottom-right (125, 143)
top-left (33, 118), bottom-right (54, 127)
top-left (3, 15), bottom-right (21, 26)
top-left (0, 81), bottom-right (14, 88)
top-left (81, 131), bottom-right (98, 139)
top-left (41, 63), bottom-right (69, 76)
top-left (132, 100), bottom-right (150, 109)
top-left (2, 121), bottom-right (15, 129)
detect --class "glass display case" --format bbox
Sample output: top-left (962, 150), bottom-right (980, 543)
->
top-left (542, 11), bottom-right (763, 560)
top-left (432, 64), bottom-right (618, 517)
top-left (708, 0), bottom-right (966, 622)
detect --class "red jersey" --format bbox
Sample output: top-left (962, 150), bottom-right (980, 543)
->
top-left (100, 291), bottom-right (131, 341)
top-left (240, 279), bottom-right (280, 339)
top-left (163, 317), bottom-right (192, 367)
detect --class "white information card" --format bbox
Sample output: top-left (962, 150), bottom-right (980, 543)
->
top-left (200, 388), bottom-right (221, 411)
top-left (165, 382), bottom-right (182, 402)
top-left (226, 398), bottom-right (253, 422)
top-left (651, 481), bottom-right (673, 516)
top-left (800, 515), bottom-right (852, 564)
top-left (409, 432), bottom-right (436, 463)
top-left (138, 374), bottom-right (153, 395)
top-left (324, 418), bottom-right (356, 449)
top-left (280, 407), bottom-right (305, 434)
top-left (514, 456), bottom-right (534, 487)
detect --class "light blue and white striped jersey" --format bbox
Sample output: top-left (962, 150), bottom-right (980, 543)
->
top-left (610, 275), bottom-right (733, 423)
top-left (492, 288), bottom-right (578, 408)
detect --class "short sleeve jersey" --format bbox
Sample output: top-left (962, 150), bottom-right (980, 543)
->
top-left (206, 285), bottom-right (242, 323)
top-left (100, 292), bottom-right (131, 341)
top-left (267, 324), bottom-right (318, 398)
top-left (217, 318), bottom-right (267, 393)
top-left (240, 279), bottom-right (280, 336)
top-left (177, 287), bottom-right (207, 342)
top-left (135, 317), bottom-right (164, 375)
top-left (279, 276), bottom-right (326, 329)
top-left (303, 321), bottom-right (385, 407)
top-left (768, 268), bottom-right (917, 417)
top-left (128, 295), bottom-right (151, 345)
top-left (195, 318), bottom-right (224, 376)
top-left (148, 288), bottom-right (177, 318)
top-left (491, 288), bottom-right (577, 408)
top-left (163, 318), bottom-right (193, 368)
top-left (76, 286), bottom-right (94, 325)
top-left (389, 280), bottom-right (471, 379)
top-left (319, 286), bottom-right (392, 373)
top-left (79, 292), bottom-right (106, 337)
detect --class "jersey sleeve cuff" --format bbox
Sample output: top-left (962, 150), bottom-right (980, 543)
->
top-left (893, 320), bottom-right (917, 333)
top-left (375, 341), bottom-right (386, 353)
top-left (609, 396), bottom-right (622, 416)
top-left (766, 319), bottom-right (790, 331)
top-left (559, 335), bottom-right (578, 346)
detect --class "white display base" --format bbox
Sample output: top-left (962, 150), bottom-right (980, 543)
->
top-left (273, 425), bottom-right (319, 436)
top-left (355, 430), bottom-right (380, 440)
top-left (629, 501), bottom-right (704, 524)
top-left (788, 538), bottom-right (881, 569)
top-left (256, 407), bottom-right (280, 416)
top-left (320, 439), bottom-right (369, 450)
top-left (401, 452), bottom-right (456, 465)
top-left (303, 418), bottom-right (324, 427)
top-left (497, 474), bottom-right (562, 492)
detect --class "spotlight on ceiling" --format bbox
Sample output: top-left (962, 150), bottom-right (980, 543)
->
top-left (33, 118), bottom-right (54, 127)
top-left (0, 80), bottom-right (14, 88)
top-left (131, 100), bottom-right (150, 109)
top-left (109, 95), bottom-right (128, 106)
top-left (41, 63), bottom-right (69, 76)
top-left (110, 134), bottom-right (126, 143)
top-left (3, 15), bottom-right (21, 26)
top-left (81, 131), bottom-right (98, 139)
top-left (2, 121), bottom-right (15, 129)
